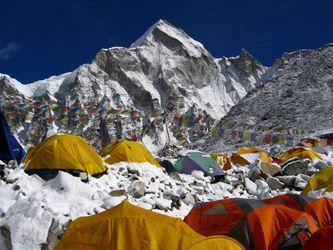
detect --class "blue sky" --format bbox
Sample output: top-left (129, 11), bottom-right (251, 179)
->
top-left (0, 0), bottom-right (332, 83)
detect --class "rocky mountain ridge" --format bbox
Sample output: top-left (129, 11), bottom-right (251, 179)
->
top-left (226, 44), bottom-right (333, 132)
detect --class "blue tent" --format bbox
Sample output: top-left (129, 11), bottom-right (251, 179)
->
top-left (0, 110), bottom-right (26, 164)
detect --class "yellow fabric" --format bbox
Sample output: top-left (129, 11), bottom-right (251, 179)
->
top-left (211, 153), bottom-right (232, 170)
top-left (231, 147), bottom-right (272, 166)
top-left (281, 147), bottom-right (323, 162)
top-left (188, 236), bottom-right (245, 250)
top-left (56, 201), bottom-right (243, 250)
top-left (302, 166), bottom-right (333, 195)
top-left (23, 134), bottom-right (105, 175)
top-left (236, 147), bottom-right (263, 155)
top-left (100, 140), bottom-right (161, 168)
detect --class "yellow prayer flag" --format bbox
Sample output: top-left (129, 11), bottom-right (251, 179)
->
top-left (278, 135), bottom-right (286, 145)
top-left (243, 130), bottom-right (251, 141)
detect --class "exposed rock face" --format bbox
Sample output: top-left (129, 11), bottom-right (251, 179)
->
top-left (226, 44), bottom-right (333, 131)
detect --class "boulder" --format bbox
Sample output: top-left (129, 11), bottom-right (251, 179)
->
top-left (281, 159), bottom-right (310, 175)
top-left (127, 181), bottom-right (146, 198)
top-left (0, 165), bottom-right (5, 180)
top-left (183, 194), bottom-right (195, 206)
top-left (155, 198), bottom-right (172, 211)
top-left (225, 175), bottom-right (241, 186)
top-left (248, 161), bottom-right (281, 181)
top-left (248, 162), bottom-right (262, 181)
top-left (260, 162), bottom-right (281, 176)
top-left (191, 171), bottom-right (208, 182)
top-left (276, 175), bottom-right (296, 188)
top-left (0, 226), bottom-right (12, 250)
top-left (41, 219), bottom-right (61, 250)
top-left (110, 189), bottom-right (127, 197)
top-left (255, 180), bottom-right (270, 199)
top-left (305, 166), bottom-right (318, 176)
top-left (7, 160), bottom-right (18, 169)
top-left (266, 176), bottom-right (284, 190)
top-left (294, 174), bottom-right (311, 190)
top-left (244, 177), bottom-right (257, 195)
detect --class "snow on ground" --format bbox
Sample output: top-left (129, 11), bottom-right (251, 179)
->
top-left (0, 160), bottom-right (292, 249)
top-left (0, 146), bottom-right (332, 249)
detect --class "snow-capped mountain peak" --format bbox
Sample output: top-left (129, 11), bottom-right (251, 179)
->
top-left (1, 20), bottom-right (267, 147)
top-left (130, 19), bottom-right (206, 58)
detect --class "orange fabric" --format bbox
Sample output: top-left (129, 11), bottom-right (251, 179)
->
top-left (303, 226), bottom-right (333, 250)
top-left (184, 199), bottom-right (246, 236)
top-left (230, 153), bottom-right (250, 166)
top-left (304, 198), bottom-right (333, 227)
top-left (247, 205), bottom-right (317, 250)
top-left (230, 147), bottom-right (272, 166)
top-left (264, 194), bottom-right (333, 228)
top-left (264, 194), bottom-right (303, 210)
top-left (185, 197), bottom-right (319, 250)
top-left (236, 147), bottom-right (263, 155)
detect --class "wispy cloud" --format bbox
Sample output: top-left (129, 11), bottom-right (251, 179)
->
top-left (0, 42), bottom-right (21, 59)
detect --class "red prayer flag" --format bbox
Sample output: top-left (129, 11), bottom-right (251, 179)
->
top-left (263, 134), bottom-right (272, 144)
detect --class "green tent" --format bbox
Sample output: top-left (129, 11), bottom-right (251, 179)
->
top-left (174, 151), bottom-right (225, 177)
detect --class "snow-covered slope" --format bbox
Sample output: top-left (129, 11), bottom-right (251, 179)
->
top-left (0, 74), bottom-right (33, 97)
top-left (26, 72), bottom-right (73, 97)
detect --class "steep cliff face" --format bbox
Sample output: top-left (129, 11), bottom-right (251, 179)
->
top-left (226, 44), bottom-right (333, 131)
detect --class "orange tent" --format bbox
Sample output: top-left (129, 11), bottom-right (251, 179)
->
top-left (303, 226), bottom-right (333, 250)
top-left (230, 147), bottom-right (272, 166)
top-left (263, 193), bottom-right (304, 210)
top-left (264, 194), bottom-right (333, 227)
top-left (304, 197), bottom-right (333, 227)
top-left (184, 198), bottom-right (318, 250)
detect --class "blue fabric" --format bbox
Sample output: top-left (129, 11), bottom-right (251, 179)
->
top-left (0, 110), bottom-right (26, 164)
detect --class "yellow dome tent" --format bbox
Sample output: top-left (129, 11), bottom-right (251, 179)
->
top-left (280, 146), bottom-right (323, 163)
top-left (211, 153), bottom-right (233, 170)
top-left (100, 140), bottom-right (161, 168)
top-left (23, 134), bottom-right (105, 175)
top-left (189, 236), bottom-right (245, 250)
top-left (230, 147), bottom-right (272, 166)
top-left (302, 166), bottom-right (333, 195)
top-left (56, 200), bottom-right (244, 250)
